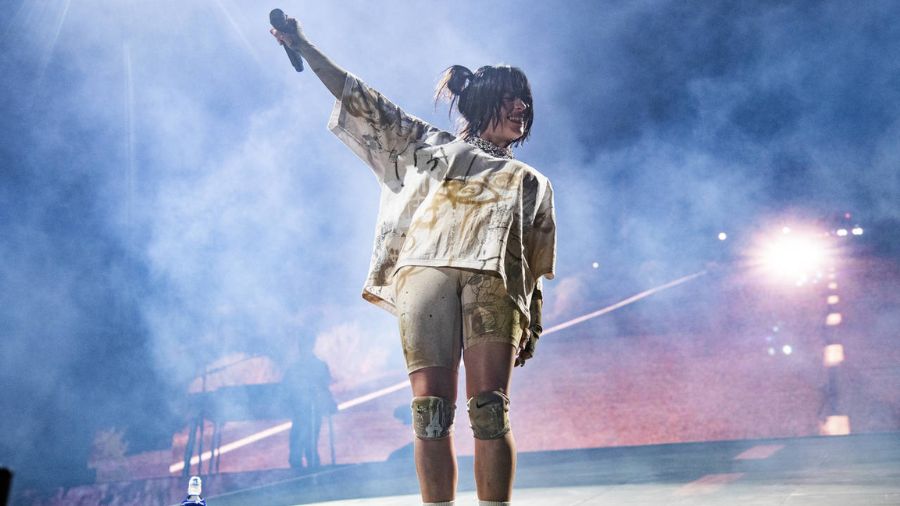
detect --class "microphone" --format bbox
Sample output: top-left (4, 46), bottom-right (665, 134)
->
top-left (269, 8), bottom-right (304, 72)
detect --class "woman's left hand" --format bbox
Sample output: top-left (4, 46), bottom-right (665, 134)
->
top-left (515, 328), bottom-right (539, 367)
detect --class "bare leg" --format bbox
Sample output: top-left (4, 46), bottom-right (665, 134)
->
top-left (464, 342), bottom-right (517, 502)
top-left (409, 366), bottom-right (459, 503)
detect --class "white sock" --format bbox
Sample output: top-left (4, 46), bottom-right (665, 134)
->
top-left (479, 501), bottom-right (510, 506)
top-left (423, 502), bottom-right (454, 506)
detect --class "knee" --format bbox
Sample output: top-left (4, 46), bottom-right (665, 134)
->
top-left (466, 390), bottom-right (511, 440)
top-left (411, 396), bottom-right (456, 440)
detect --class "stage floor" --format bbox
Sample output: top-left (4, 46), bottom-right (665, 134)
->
top-left (204, 432), bottom-right (900, 506)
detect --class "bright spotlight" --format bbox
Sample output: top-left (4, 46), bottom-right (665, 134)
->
top-left (755, 229), bottom-right (829, 285)
top-left (836, 228), bottom-right (848, 237)
top-left (718, 232), bottom-right (728, 241)
top-left (851, 227), bottom-right (863, 236)
top-left (591, 261), bottom-right (600, 269)
top-left (782, 345), bottom-right (793, 355)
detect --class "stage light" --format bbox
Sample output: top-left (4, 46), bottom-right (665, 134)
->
top-left (821, 415), bottom-right (851, 436)
top-left (828, 282), bottom-right (838, 290)
top-left (851, 227), bottom-right (863, 236)
top-left (592, 261), bottom-right (599, 269)
top-left (718, 232), bottom-right (727, 241)
top-left (824, 344), bottom-right (844, 366)
top-left (754, 228), bottom-right (830, 285)
top-left (836, 228), bottom-right (848, 237)
top-left (767, 347), bottom-right (776, 356)
top-left (827, 295), bottom-right (839, 305)
top-left (782, 345), bottom-right (793, 355)
top-left (782, 226), bottom-right (791, 234)
top-left (825, 313), bottom-right (842, 326)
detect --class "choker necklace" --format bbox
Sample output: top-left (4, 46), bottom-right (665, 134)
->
top-left (465, 136), bottom-right (514, 159)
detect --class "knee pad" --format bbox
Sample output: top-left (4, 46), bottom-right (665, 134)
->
top-left (411, 396), bottom-right (455, 440)
top-left (467, 390), bottom-right (511, 440)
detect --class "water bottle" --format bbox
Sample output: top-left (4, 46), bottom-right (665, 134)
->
top-left (181, 475), bottom-right (206, 506)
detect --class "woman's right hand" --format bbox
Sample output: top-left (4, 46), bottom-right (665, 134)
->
top-left (268, 14), bottom-right (347, 100)
top-left (270, 16), bottom-right (304, 50)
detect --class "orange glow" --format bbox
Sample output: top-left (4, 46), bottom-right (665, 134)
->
top-left (824, 344), bottom-right (845, 366)
top-left (826, 313), bottom-right (843, 326)
top-left (168, 380), bottom-right (412, 474)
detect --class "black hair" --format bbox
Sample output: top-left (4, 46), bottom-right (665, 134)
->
top-left (435, 64), bottom-right (534, 146)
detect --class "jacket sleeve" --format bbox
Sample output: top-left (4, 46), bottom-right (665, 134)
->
top-left (328, 74), bottom-right (450, 190)
top-left (526, 179), bottom-right (557, 281)
top-left (516, 176), bottom-right (555, 367)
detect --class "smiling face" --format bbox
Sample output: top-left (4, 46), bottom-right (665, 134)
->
top-left (480, 94), bottom-right (529, 148)
top-left (440, 64), bottom-right (534, 148)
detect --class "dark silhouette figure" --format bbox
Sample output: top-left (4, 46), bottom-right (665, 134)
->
top-left (282, 340), bottom-right (336, 469)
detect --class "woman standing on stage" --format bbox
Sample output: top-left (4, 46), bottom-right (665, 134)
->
top-left (272, 18), bottom-right (556, 506)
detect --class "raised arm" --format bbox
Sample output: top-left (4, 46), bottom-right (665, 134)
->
top-left (270, 17), bottom-right (346, 100)
top-left (272, 19), bottom-right (451, 186)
